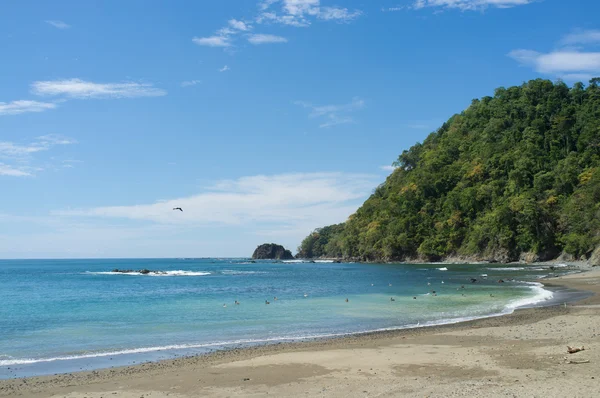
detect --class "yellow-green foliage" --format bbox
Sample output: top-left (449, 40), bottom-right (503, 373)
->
top-left (298, 79), bottom-right (600, 261)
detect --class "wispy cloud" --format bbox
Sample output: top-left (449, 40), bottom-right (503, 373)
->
top-left (181, 80), bottom-right (202, 87)
top-left (0, 100), bottom-right (56, 116)
top-left (318, 6), bottom-right (362, 21)
top-left (194, 0), bottom-right (361, 50)
top-left (31, 79), bottom-right (167, 99)
top-left (0, 134), bottom-right (76, 177)
top-left (229, 19), bottom-right (251, 31)
top-left (258, 0), bottom-right (362, 26)
top-left (192, 35), bottom-right (232, 47)
top-left (54, 172), bottom-right (377, 227)
top-left (248, 33), bottom-right (288, 44)
top-left (410, 0), bottom-right (535, 11)
top-left (295, 97), bottom-right (365, 128)
top-left (0, 163), bottom-right (33, 177)
top-left (45, 20), bottom-right (70, 29)
top-left (559, 29), bottom-right (600, 46)
top-left (219, 65), bottom-right (230, 72)
top-left (509, 29), bottom-right (600, 81)
top-left (380, 165), bottom-right (398, 172)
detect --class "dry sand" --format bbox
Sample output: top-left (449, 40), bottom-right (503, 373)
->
top-left (2, 268), bottom-right (599, 398)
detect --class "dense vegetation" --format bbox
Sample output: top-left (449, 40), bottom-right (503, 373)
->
top-left (298, 79), bottom-right (600, 262)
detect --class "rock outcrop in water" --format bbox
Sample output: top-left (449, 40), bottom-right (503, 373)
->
top-left (111, 269), bottom-right (167, 275)
top-left (252, 244), bottom-right (294, 260)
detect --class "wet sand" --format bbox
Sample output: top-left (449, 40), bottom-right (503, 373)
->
top-left (2, 268), bottom-right (599, 397)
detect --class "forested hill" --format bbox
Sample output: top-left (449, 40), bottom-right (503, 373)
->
top-left (298, 79), bottom-right (600, 263)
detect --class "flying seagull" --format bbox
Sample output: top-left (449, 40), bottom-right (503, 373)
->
top-left (173, 207), bottom-right (183, 212)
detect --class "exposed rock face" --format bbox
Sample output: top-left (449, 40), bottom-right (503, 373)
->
top-left (252, 243), bottom-right (294, 260)
top-left (590, 246), bottom-right (600, 267)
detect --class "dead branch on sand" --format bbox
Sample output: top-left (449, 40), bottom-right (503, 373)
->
top-left (563, 357), bottom-right (590, 364)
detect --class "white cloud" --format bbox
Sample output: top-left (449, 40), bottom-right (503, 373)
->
top-left (295, 97), bottom-right (365, 128)
top-left (229, 19), bottom-right (251, 31)
top-left (318, 7), bottom-right (362, 21)
top-left (559, 29), bottom-right (600, 46)
top-left (31, 78), bottom-right (167, 99)
top-left (192, 35), bottom-right (232, 47)
top-left (195, 0), bottom-right (362, 50)
top-left (46, 20), bottom-right (70, 29)
top-left (0, 135), bottom-right (74, 158)
top-left (0, 164), bottom-right (32, 177)
top-left (258, 0), bottom-right (362, 26)
top-left (509, 49), bottom-right (600, 80)
top-left (411, 0), bottom-right (534, 11)
top-left (53, 172), bottom-right (377, 228)
top-left (256, 12), bottom-right (311, 27)
top-left (219, 65), bottom-right (230, 72)
top-left (0, 135), bottom-right (76, 177)
top-left (508, 29), bottom-right (600, 81)
top-left (181, 80), bottom-right (202, 87)
top-left (248, 33), bottom-right (288, 44)
top-left (380, 165), bottom-right (398, 172)
top-left (0, 100), bottom-right (57, 116)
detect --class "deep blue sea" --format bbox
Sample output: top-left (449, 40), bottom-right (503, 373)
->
top-left (0, 258), bottom-right (586, 379)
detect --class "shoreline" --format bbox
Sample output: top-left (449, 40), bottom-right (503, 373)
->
top-left (0, 266), bottom-right (578, 374)
top-left (1, 267), bottom-right (599, 397)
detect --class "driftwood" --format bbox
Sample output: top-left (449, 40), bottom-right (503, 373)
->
top-left (567, 346), bottom-right (585, 354)
top-left (564, 357), bottom-right (590, 364)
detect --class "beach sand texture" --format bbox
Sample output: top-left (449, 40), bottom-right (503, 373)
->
top-left (1, 268), bottom-right (599, 398)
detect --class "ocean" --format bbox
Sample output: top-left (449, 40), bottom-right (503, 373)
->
top-left (0, 258), bottom-right (586, 379)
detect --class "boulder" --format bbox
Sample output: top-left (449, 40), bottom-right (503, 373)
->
top-left (252, 243), bottom-right (294, 260)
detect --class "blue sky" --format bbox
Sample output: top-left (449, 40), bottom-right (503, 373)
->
top-left (1, 0), bottom-right (600, 258)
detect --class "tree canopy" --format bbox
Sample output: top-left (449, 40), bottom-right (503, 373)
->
top-left (297, 79), bottom-right (600, 262)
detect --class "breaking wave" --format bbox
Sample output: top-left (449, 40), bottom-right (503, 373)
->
top-left (85, 270), bottom-right (211, 277)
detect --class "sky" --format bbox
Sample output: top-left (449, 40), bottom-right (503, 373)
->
top-left (1, 0), bottom-right (600, 259)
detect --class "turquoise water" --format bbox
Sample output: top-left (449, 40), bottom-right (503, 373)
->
top-left (0, 259), bottom-right (580, 378)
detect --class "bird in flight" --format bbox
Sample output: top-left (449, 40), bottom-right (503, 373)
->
top-left (173, 207), bottom-right (183, 212)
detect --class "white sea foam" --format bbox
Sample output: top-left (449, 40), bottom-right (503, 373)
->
top-left (486, 267), bottom-right (526, 271)
top-left (0, 281), bottom-right (557, 368)
top-left (438, 267), bottom-right (448, 271)
top-left (85, 270), bottom-right (211, 277)
top-left (505, 282), bottom-right (553, 309)
top-left (221, 270), bottom-right (266, 275)
top-left (0, 333), bottom-right (361, 367)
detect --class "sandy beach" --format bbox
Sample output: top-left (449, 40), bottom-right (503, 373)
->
top-left (1, 267), bottom-right (599, 398)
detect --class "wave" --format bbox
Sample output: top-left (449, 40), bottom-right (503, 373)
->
top-left (282, 260), bottom-right (305, 263)
top-left (85, 270), bottom-right (211, 277)
top-left (220, 270), bottom-right (267, 275)
top-left (505, 282), bottom-right (553, 309)
top-left (0, 282), bottom-right (556, 368)
top-left (438, 267), bottom-right (448, 271)
top-left (485, 267), bottom-right (526, 271)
